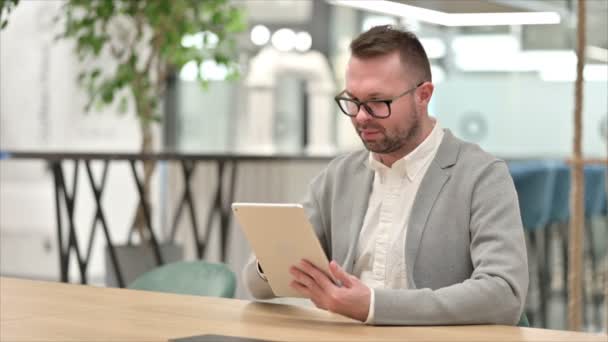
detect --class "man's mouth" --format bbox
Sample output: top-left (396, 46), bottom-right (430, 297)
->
top-left (359, 129), bottom-right (382, 140)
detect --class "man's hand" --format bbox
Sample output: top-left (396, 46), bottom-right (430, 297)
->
top-left (289, 259), bottom-right (371, 322)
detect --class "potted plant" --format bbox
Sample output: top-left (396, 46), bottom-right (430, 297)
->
top-left (53, 0), bottom-right (245, 286)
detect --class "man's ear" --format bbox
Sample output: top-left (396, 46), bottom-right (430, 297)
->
top-left (416, 82), bottom-right (434, 106)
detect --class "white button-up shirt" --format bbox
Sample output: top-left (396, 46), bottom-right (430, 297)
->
top-left (353, 121), bottom-right (444, 323)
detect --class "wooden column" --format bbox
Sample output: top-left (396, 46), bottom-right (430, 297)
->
top-left (568, 0), bottom-right (586, 331)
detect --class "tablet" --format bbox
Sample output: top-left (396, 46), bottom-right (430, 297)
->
top-left (232, 202), bottom-right (335, 298)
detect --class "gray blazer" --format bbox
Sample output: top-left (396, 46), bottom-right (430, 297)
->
top-left (243, 130), bottom-right (528, 326)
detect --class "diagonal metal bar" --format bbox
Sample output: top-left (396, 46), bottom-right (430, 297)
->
top-left (51, 161), bottom-right (68, 282)
top-left (204, 161), bottom-right (225, 259)
top-left (182, 160), bottom-right (202, 258)
top-left (128, 160), bottom-right (164, 265)
top-left (220, 161), bottom-right (238, 262)
top-left (202, 160), bottom-right (239, 262)
top-left (84, 161), bottom-right (109, 263)
top-left (84, 160), bottom-right (125, 288)
top-left (169, 160), bottom-right (199, 253)
top-left (169, 192), bottom-right (187, 241)
top-left (57, 160), bottom-right (87, 284)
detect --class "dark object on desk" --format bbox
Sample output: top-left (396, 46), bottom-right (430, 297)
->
top-left (170, 334), bottom-right (279, 342)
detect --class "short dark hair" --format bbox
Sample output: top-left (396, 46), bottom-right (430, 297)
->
top-left (350, 25), bottom-right (432, 82)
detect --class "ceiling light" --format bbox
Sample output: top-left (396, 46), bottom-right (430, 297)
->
top-left (327, 0), bottom-right (560, 26)
top-left (179, 61), bottom-right (199, 81)
top-left (250, 25), bottom-right (270, 46)
top-left (294, 31), bottom-right (312, 52)
top-left (200, 60), bottom-right (229, 81)
top-left (455, 50), bottom-right (576, 72)
top-left (452, 34), bottom-right (521, 57)
top-left (445, 12), bottom-right (560, 26)
top-left (271, 28), bottom-right (296, 52)
top-left (179, 60), bottom-right (230, 81)
top-left (181, 31), bottom-right (219, 49)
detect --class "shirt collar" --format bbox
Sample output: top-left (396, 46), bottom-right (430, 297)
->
top-left (366, 120), bottom-right (444, 181)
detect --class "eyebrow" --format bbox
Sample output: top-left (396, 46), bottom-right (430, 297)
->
top-left (344, 91), bottom-right (387, 100)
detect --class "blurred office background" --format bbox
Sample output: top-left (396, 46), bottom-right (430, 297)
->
top-left (1, 0), bottom-right (606, 333)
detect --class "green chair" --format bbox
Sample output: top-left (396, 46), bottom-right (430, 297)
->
top-left (517, 313), bottom-right (530, 327)
top-left (128, 260), bottom-right (236, 298)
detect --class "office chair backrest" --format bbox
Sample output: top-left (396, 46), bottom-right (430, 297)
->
top-left (584, 165), bottom-right (607, 217)
top-left (128, 260), bottom-right (236, 298)
top-left (548, 162), bottom-right (571, 224)
top-left (517, 313), bottom-right (530, 327)
top-left (508, 161), bottom-right (555, 231)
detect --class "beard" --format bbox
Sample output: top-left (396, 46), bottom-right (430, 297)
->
top-left (356, 117), bottom-right (419, 154)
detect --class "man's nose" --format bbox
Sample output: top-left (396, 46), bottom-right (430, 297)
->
top-left (354, 105), bottom-right (373, 122)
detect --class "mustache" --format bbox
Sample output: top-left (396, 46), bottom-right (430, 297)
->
top-left (356, 124), bottom-right (385, 132)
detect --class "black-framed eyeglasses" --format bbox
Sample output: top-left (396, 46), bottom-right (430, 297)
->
top-left (334, 82), bottom-right (424, 119)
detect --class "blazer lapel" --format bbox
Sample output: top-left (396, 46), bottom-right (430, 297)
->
top-left (406, 129), bottom-right (460, 288)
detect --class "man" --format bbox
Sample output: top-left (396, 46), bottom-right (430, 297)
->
top-left (243, 25), bottom-right (528, 326)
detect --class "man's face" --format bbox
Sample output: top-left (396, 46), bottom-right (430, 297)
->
top-left (345, 52), bottom-right (419, 154)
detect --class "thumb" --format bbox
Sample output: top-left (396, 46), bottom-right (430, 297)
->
top-left (329, 260), bottom-right (353, 288)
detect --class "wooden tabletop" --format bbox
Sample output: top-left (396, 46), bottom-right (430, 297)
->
top-left (1, 277), bottom-right (605, 342)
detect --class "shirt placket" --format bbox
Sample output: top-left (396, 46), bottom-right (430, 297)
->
top-left (372, 172), bottom-right (401, 283)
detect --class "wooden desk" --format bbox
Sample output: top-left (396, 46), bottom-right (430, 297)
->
top-left (1, 277), bottom-right (605, 342)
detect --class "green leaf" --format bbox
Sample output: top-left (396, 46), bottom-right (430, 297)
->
top-left (225, 66), bottom-right (240, 81)
top-left (91, 36), bottom-right (105, 55)
top-left (91, 69), bottom-right (101, 79)
top-left (93, 99), bottom-right (105, 112)
top-left (101, 86), bottom-right (114, 104)
top-left (118, 96), bottom-right (129, 114)
top-left (98, 0), bottom-right (114, 18)
top-left (150, 113), bottom-right (163, 123)
top-left (77, 72), bottom-right (86, 84)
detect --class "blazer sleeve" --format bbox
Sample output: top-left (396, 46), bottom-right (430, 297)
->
top-left (372, 161), bottom-right (529, 325)
top-left (242, 254), bottom-right (276, 299)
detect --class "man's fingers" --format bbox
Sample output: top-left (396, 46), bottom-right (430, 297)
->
top-left (299, 260), bottom-right (336, 290)
top-left (290, 280), bottom-right (313, 297)
top-left (329, 260), bottom-right (353, 288)
top-left (290, 266), bottom-right (324, 295)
